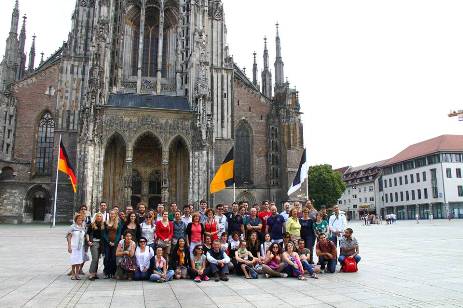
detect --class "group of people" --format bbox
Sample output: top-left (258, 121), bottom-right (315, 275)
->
top-left (66, 200), bottom-right (361, 282)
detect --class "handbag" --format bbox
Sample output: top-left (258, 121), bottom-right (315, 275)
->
top-left (342, 257), bottom-right (358, 273)
top-left (120, 255), bottom-right (136, 272)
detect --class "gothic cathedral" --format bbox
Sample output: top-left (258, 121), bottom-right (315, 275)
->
top-left (0, 0), bottom-right (303, 223)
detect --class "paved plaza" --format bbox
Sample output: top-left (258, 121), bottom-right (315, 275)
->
top-left (0, 220), bottom-right (462, 308)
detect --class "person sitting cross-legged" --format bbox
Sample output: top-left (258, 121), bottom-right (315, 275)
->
top-left (297, 239), bottom-right (319, 279)
top-left (235, 240), bottom-right (259, 279)
top-left (316, 233), bottom-right (337, 273)
top-left (206, 240), bottom-right (231, 282)
top-left (338, 228), bottom-right (361, 269)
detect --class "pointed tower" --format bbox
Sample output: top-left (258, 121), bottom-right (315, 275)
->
top-left (0, 0), bottom-right (21, 92)
top-left (261, 37), bottom-right (273, 98)
top-left (274, 22), bottom-right (285, 90)
top-left (17, 14), bottom-right (27, 80)
top-left (252, 52), bottom-right (258, 87)
top-left (28, 34), bottom-right (36, 72)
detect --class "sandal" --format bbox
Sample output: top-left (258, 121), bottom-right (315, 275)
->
top-left (75, 276), bottom-right (81, 280)
top-left (298, 276), bottom-right (306, 280)
top-left (71, 276), bottom-right (76, 280)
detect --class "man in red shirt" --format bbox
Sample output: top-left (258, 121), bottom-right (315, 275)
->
top-left (258, 200), bottom-right (272, 241)
top-left (316, 233), bottom-right (337, 273)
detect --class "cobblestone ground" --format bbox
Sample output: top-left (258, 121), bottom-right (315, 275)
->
top-left (0, 220), bottom-right (462, 308)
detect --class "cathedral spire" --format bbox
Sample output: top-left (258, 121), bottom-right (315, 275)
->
top-left (261, 37), bottom-right (273, 98)
top-left (274, 22), bottom-right (285, 87)
top-left (17, 14), bottom-right (27, 79)
top-left (10, 0), bottom-right (20, 35)
top-left (252, 52), bottom-right (258, 87)
top-left (28, 34), bottom-right (36, 72)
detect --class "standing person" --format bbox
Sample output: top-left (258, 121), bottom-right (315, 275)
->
top-left (137, 203), bottom-right (147, 224)
top-left (280, 232), bottom-right (291, 252)
top-left (319, 206), bottom-right (329, 221)
top-left (305, 200), bottom-right (318, 221)
top-left (286, 208), bottom-right (301, 241)
top-left (280, 202), bottom-right (291, 221)
top-left (155, 211), bottom-right (174, 260)
top-left (115, 232), bottom-right (136, 280)
top-left (78, 205), bottom-right (91, 275)
top-left (245, 208), bottom-right (262, 239)
top-left (261, 243), bottom-right (288, 278)
top-left (172, 210), bottom-right (187, 246)
top-left (103, 210), bottom-right (123, 279)
top-left (416, 213), bottom-right (420, 224)
top-left (66, 214), bottom-right (86, 280)
top-left (297, 239), bottom-right (318, 279)
top-left (134, 237), bottom-right (154, 281)
top-left (169, 203), bottom-right (178, 221)
top-left (186, 213), bottom-right (205, 255)
top-left (328, 205), bottom-right (347, 247)
top-left (140, 213), bottom-right (156, 250)
top-left (226, 202), bottom-right (238, 220)
top-left (181, 205), bottom-right (192, 225)
top-left (203, 235), bottom-right (213, 256)
top-left (189, 245), bottom-right (209, 282)
top-left (94, 202), bottom-right (109, 222)
top-left (206, 240), bottom-right (231, 281)
top-left (313, 212), bottom-right (329, 238)
top-left (215, 204), bottom-right (228, 238)
top-left (235, 240), bottom-right (259, 279)
top-left (258, 201), bottom-right (272, 239)
top-left (123, 213), bottom-right (141, 242)
top-left (223, 204), bottom-right (230, 218)
top-left (266, 205), bottom-right (285, 243)
top-left (299, 208), bottom-right (316, 264)
top-left (119, 211), bottom-right (127, 224)
top-left (294, 202), bottom-right (303, 218)
top-left (204, 209), bottom-right (219, 241)
top-left (282, 241), bottom-right (306, 280)
top-left (228, 205), bottom-right (245, 240)
top-left (338, 228), bottom-right (361, 267)
top-left (170, 238), bottom-right (190, 280)
top-left (87, 213), bottom-right (105, 281)
top-left (316, 233), bottom-right (337, 273)
top-left (155, 204), bottom-right (165, 221)
top-left (150, 247), bottom-right (175, 283)
top-left (199, 200), bottom-right (208, 223)
top-left (80, 205), bottom-right (92, 226)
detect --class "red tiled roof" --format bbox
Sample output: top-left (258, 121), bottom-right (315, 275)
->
top-left (335, 166), bottom-right (350, 175)
top-left (385, 135), bottom-right (463, 166)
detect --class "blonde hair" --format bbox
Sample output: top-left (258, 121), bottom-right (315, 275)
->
top-left (73, 213), bottom-right (83, 223)
top-left (91, 212), bottom-right (105, 230)
top-left (106, 210), bottom-right (119, 228)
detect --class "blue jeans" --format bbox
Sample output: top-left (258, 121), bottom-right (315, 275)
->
top-left (208, 262), bottom-right (229, 276)
top-left (134, 269), bottom-right (151, 281)
top-left (150, 270), bottom-right (174, 282)
top-left (301, 260), bottom-right (314, 275)
top-left (283, 264), bottom-right (303, 278)
top-left (318, 256), bottom-right (336, 273)
top-left (338, 255), bottom-right (361, 264)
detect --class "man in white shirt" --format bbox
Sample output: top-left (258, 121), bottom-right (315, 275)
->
top-left (93, 202), bottom-right (109, 222)
top-left (328, 205), bottom-right (347, 247)
top-left (181, 204), bottom-right (192, 225)
top-left (280, 202), bottom-right (291, 221)
top-left (214, 204), bottom-right (228, 237)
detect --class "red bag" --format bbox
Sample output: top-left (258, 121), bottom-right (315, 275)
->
top-left (342, 257), bottom-right (358, 272)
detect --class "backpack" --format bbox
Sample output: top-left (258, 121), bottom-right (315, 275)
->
top-left (342, 257), bottom-right (358, 273)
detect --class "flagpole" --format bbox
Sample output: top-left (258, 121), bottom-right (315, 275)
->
top-left (233, 183), bottom-right (236, 202)
top-left (52, 134), bottom-right (62, 228)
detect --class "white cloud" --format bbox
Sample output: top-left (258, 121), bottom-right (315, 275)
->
top-left (1, 0), bottom-right (462, 168)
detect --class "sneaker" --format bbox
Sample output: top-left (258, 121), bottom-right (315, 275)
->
top-left (310, 273), bottom-right (319, 279)
top-left (264, 273), bottom-right (270, 279)
top-left (104, 275), bottom-right (111, 279)
top-left (203, 275), bottom-right (210, 281)
top-left (194, 276), bottom-right (201, 283)
top-left (214, 274), bottom-right (220, 282)
top-left (220, 275), bottom-right (229, 281)
top-left (280, 273), bottom-right (288, 278)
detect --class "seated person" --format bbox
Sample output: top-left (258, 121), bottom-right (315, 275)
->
top-left (261, 243), bottom-right (288, 278)
top-left (170, 238), bottom-right (190, 279)
top-left (134, 237), bottom-right (154, 280)
top-left (206, 240), bottom-right (231, 282)
top-left (315, 233), bottom-right (337, 273)
top-left (297, 239), bottom-right (318, 279)
top-left (235, 240), bottom-right (259, 279)
top-left (189, 244), bottom-right (209, 282)
top-left (282, 241), bottom-right (306, 280)
top-left (150, 247), bottom-right (175, 283)
top-left (115, 232), bottom-right (136, 280)
top-left (338, 228), bottom-right (361, 266)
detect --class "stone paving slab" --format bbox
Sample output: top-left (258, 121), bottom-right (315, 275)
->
top-left (0, 220), bottom-right (463, 307)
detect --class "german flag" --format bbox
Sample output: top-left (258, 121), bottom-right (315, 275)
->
top-left (210, 147), bottom-right (234, 194)
top-left (58, 141), bottom-right (77, 193)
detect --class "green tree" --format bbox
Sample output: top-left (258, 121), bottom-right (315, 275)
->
top-left (308, 164), bottom-right (346, 210)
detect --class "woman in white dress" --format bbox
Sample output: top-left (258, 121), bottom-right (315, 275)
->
top-left (66, 214), bottom-right (86, 280)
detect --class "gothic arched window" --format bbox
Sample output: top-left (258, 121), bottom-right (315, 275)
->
top-left (35, 113), bottom-right (55, 175)
top-left (235, 122), bottom-right (252, 186)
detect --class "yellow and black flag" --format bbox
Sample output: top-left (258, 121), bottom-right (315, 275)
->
top-left (210, 147), bottom-right (234, 194)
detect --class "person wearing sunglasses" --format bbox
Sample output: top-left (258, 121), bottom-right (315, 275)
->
top-left (189, 245), bottom-right (209, 282)
top-left (134, 237), bottom-right (154, 280)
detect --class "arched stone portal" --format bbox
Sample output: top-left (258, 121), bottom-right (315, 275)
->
top-left (103, 134), bottom-right (127, 208)
top-left (132, 133), bottom-right (162, 209)
top-left (24, 185), bottom-right (51, 222)
top-left (168, 136), bottom-right (190, 206)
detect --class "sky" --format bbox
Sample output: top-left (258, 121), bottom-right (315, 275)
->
top-left (1, 0), bottom-right (463, 169)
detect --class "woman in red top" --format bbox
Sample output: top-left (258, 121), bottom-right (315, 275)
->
top-left (186, 212), bottom-right (205, 255)
top-left (204, 209), bottom-right (219, 241)
top-left (155, 211), bottom-right (173, 260)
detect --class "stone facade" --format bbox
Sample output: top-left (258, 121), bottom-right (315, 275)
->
top-left (0, 0), bottom-right (304, 223)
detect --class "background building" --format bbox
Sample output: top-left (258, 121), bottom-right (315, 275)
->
top-left (338, 135), bottom-right (463, 220)
top-left (0, 0), bottom-right (304, 223)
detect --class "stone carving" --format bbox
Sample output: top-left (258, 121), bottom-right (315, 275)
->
top-left (80, 0), bottom-right (96, 7)
top-left (96, 18), bottom-right (109, 43)
top-left (209, 1), bottom-right (224, 20)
